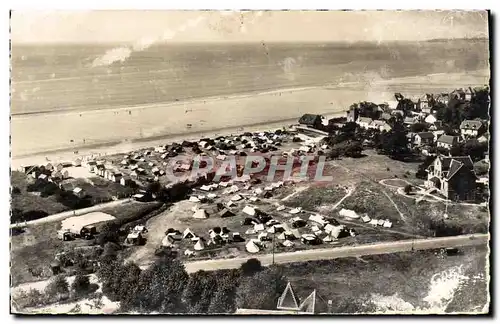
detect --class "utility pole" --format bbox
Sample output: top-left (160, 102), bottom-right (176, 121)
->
top-left (272, 231), bottom-right (276, 265)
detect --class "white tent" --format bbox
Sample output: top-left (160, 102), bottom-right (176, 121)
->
top-left (361, 215), bottom-right (371, 223)
top-left (289, 207), bottom-right (302, 214)
top-left (324, 223), bottom-right (335, 234)
top-left (183, 228), bottom-right (196, 239)
top-left (193, 209), bottom-right (208, 219)
top-left (207, 193), bottom-right (217, 199)
top-left (276, 205), bottom-right (286, 211)
top-left (229, 185), bottom-right (240, 193)
top-left (282, 240), bottom-right (294, 247)
top-left (246, 240), bottom-right (260, 253)
top-left (323, 235), bottom-right (333, 242)
top-left (249, 197), bottom-right (259, 202)
top-left (226, 200), bottom-right (236, 207)
top-left (254, 188), bottom-right (264, 195)
top-left (369, 219), bottom-right (379, 226)
top-left (219, 181), bottom-right (230, 188)
top-left (309, 214), bottom-right (327, 226)
top-left (231, 194), bottom-right (243, 201)
top-left (377, 219), bottom-right (385, 226)
top-left (254, 223), bottom-right (265, 232)
top-left (187, 196), bottom-right (198, 203)
top-left (194, 239), bottom-right (205, 251)
top-left (329, 225), bottom-right (345, 239)
top-left (162, 235), bottom-right (174, 247)
top-left (243, 206), bottom-right (257, 216)
top-left (339, 208), bottom-right (359, 219)
top-left (383, 220), bottom-right (393, 228)
top-left (258, 232), bottom-right (269, 241)
top-left (184, 249), bottom-right (196, 257)
top-left (245, 228), bottom-right (256, 235)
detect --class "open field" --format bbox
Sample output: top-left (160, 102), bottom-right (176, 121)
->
top-left (279, 244), bottom-right (489, 313)
top-left (10, 200), bottom-right (164, 285)
top-left (11, 171), bottom-right (69, 222)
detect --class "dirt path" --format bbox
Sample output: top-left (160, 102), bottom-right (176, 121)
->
top-left (332, 187), bottom-right (354, 209)
top-left (10, 198), bottom-right (132, 229)
top-left (281, 186), bottom-right (309, 202)
top-left (382, 191), bottom-right (407, 222)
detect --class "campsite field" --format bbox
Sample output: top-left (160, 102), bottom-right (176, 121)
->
top-left (11, 171), bottom-right (70, 223)
top-left (278, 244), bottom-right (489, 313)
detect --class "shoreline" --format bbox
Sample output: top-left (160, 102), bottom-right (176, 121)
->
top-left (11, 70), bottom-right (490, 168)
top-left (11, 112), bottom-right (343, 169)
top-left (11, 84), bottom-right (325, 118)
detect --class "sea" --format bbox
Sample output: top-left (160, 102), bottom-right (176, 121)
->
top-left (10, 39), bottom-right (490, 115)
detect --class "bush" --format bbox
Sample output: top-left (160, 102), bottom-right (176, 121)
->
top-left (240, 258), bottom-right (263, 276)
top-left (404, 185), bottom-right (412, 195)
top-left (72, 274), bottom-right (91, 296)
top-left (45, 275), bottom-right (69, 300)
top-left (12, 288), bottom-right (46, 309)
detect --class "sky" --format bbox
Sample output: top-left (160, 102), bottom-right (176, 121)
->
top-left (10, 10), bottom-right (489, 44)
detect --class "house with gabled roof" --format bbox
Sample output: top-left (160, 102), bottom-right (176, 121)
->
top-left (356, 117), bottom-right (373, 129)
top-left (425, 155), bottom-right (477, 201)
top-left (437, 134), bottom-right (460, 150)
top-left (460, 120), bottom-right (485, 137)
top-left (414, 132), bottom-right (435, 146)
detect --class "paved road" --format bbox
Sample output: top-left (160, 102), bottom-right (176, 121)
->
top-left (10, 198), bottom-right (132, 228)
top-left (183, 233), bottom-right (488, 273)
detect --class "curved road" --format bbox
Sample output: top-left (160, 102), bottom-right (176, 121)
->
top-left (184, 233), bottom-right (488, 273)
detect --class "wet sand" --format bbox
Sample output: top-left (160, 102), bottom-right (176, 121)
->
top-left (11, 70), bottom-right (489, 169)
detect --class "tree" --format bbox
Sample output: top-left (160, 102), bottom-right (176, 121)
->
top-left (97, 222), bottom-right (120, 246)
top-left (410, 122), bottom-right (429, 133)
top-left (72, 274), bottom-right (91, 296)
top-left (462, 139), bottom-right (488, 161)
top-left (182, 270), bottom-right (217, 313)
top-left (45, 275), bottom-right (69, 300)
top-left (240, 258), bottom-right (263, 276)
top-left (344, 141), bottom-right (364, 158)
top-left (236, 268), bottom-right (287, 310)
top-left (207, 279), bottom-right (237, 314)
top-left (404, 185), bottom-right (412, 195)
top-left (380, 129), bottom-right (411, 160)
top-left (132, 257), bottom-right (189, 313)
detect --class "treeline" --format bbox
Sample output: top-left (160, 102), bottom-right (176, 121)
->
top-left (96, 256), bottom-right (287, 314)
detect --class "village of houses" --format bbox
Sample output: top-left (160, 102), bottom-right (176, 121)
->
top-left (10, 86), bottom-right (490, 311)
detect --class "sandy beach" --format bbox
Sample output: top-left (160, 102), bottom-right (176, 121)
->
top-left (11, 70), bottom-right (489, 169)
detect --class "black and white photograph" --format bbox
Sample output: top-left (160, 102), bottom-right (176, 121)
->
top-left (8, 9), bottom-right (491, 315)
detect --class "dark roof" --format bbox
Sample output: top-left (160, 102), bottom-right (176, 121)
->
top-left (439, 155), bottom-right (474, 171)
top-left (298, 114), bottom-right (322, 126)
top-left (445, 157), bottom-right (476, 180)
top-left (416, 132), bottom-right (434, 139)
top-left (437, 135), bottom-right (459, 145)
top-left (460, 120), bottom-right (483, 129)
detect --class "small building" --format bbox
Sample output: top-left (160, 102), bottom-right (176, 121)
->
top-left (414, 132), bottom-right (435, 146)
top-left (356, 117), bottom-right (373, 129)
top-left (120, 176), bottom-right (133, 186)
top-left (437, 135), bottom-right (460, 150)
top-left (298, 114), bottom-right (323, 129)
top-left (133, 193), bottom-right (148, 202)
top-left (111, 173), bottom-right (122, 183)
top-left (124, 231), bottom-right (143, 245)
top-left (346, 107), bottom-right (359, 122)
top-left (460, 120), bottom-right (485, 137)
top-left (73, 187), bottom-right (85, 198)
top-left (370, 120), bottom-right (392, 132)
top-left (61, 212), bottom-right (116, 236)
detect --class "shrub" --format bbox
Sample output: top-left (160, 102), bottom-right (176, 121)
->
top-left (72, 274), bottom-right (91, 296)
top-left (45, 275), bottom-right (69, 301)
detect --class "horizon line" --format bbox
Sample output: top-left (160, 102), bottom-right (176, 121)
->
top-left (10, 36), bottom-right (489, 46)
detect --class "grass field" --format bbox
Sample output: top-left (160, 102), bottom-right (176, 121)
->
top-left (278, 245), bottom-right (489, 313)
top-left (11, 171), bottom-right (69, 222)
